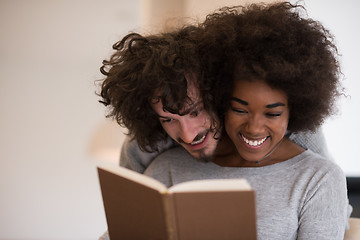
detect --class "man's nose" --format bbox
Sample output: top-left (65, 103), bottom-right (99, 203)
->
top-left (178, 119), bottom-right (198, 144)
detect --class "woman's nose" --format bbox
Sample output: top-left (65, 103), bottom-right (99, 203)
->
top-left (245, 115), bottom-right (264, 135)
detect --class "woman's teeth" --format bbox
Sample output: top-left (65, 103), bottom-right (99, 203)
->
top-left (242, 135), bottom-right (267, 146)
top-left (190, 134), bottom-right (206, 145)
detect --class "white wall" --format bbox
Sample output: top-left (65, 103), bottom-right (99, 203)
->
top-left (0, 1), bottom-right (139, 239)
top-left (299, 0), bottom-right (360, 176)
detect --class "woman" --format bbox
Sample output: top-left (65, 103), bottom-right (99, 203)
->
top-left (144, 2), bottom-right (350, 239)
top-left (206, 2), bottom-right (350, 238)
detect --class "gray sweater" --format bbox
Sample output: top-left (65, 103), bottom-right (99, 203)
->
top-left (99, 129), bottom-right (350, 239)
top-left (120, 128), bottom-right (334, 173)
top-left (143, 147), bottom-right (349, 240)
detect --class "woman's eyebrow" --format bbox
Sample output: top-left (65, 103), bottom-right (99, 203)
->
top-left (230, 97), bottom-right (248, 105)
top-left (230, 97), bottom-right (285, 108)
top-left (231, 97), bottom-right (285, 108)
top-left (266, 103), bottom-right (285, 108)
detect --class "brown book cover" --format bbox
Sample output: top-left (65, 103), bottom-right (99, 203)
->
top-left (98, 165), bottom-right (257, 240)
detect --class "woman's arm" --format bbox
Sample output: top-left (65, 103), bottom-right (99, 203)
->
top-left (297, 164), bottom-right (349, 240)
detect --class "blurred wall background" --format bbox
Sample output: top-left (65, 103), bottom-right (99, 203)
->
top-left (0, 0), bottom-right (359, 239)
top-left (303, 0), bottom-right (360, 177)
top-left (0, 1), bottom-right (139, 239)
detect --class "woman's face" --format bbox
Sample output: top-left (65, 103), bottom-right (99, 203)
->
top-left (225, 79), bottom-right (289, 162)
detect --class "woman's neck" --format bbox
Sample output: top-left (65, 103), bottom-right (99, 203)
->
top-left (212, 135), bottom-right (305, 168)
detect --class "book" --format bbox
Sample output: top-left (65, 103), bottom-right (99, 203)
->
top-left (97, 165), bottom-right (257, 240)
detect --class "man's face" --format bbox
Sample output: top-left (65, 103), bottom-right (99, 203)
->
top-left (150, 82), bottom-right (219, 162)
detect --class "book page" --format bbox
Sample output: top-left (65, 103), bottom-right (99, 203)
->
top-left (170, 186), bottom-right (257, 239)
top-left (98, 164), bottom-right (168, 193)
top-left (168, 178), bottom-right (251, 193)
top-left (98, 166), bottom-right (171, 239)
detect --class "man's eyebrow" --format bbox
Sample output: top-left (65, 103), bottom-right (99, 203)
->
top-left (266, 102), bottom-right (285, 108)
top-left (176, 101), bottom-right (202, 116)
top-left (156, 114), bottom-right (170, 119)
top-left (156, 101), bottom-right (203, 118)
top-left (230, 97), bottom-right (248, 105)
top-left (184, 101), bottom-right (202, 112)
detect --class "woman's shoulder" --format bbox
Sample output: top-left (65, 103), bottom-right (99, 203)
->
top-left (296, 150), bottom-right (346, 181)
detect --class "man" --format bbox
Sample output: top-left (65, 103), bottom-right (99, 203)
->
top-left (99, 25), bottom-right (332, 174)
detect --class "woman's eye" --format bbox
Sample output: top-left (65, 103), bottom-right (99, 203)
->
top-left (231, 108), bottom-right (247, 114)
top-left (266, 113), bottom-right (282, 117)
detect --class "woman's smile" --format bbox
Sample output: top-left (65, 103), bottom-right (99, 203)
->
top-left (240, 134), bottom-right (269, 148)
top-left (225, 79), bottom-right (290, 163)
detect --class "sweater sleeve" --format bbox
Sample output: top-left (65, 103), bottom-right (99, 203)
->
top-left (289, 128), bottom-right (333, 161)
top-left (98, 231), bottom-right (109, 240)
top-left (119, 135), bottom-right (175, 173)
top-left (297, 163), bottom-right (349, 240)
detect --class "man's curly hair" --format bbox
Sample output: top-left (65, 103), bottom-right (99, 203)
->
top-left (198, 2), bottom-right (343, 133)
top-left (99, 26), bottom-right (215, 152)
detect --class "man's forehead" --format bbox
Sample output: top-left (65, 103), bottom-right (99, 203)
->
top-left (152, 76), bottom-right (202, 102)
top-left (150, 72), bottom-right (203, 114)
top-left (181, 100), bottom-right (203, 114)
top-left (151, 94), bottom-right (203, 115)
top-left (185, 72), bottom-right (201, 99)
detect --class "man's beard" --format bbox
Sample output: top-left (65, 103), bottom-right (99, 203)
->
top-left (190, 147), bottom-right (215, 163)
top-left (178, 128), bottom-right (220, 163)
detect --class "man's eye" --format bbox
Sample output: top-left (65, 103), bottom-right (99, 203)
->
top-left (161, 118), bottom-right (174, 123)
top-left (190, 109), bottom-right (200, 118)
